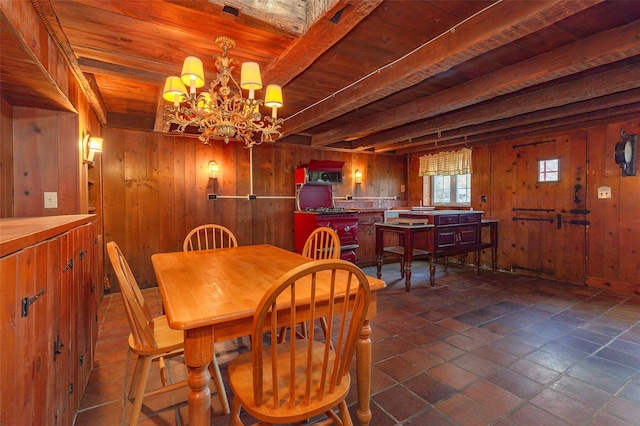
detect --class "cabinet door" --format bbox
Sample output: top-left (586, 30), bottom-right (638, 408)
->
top-left (54, 232), bottom-right (74, 426)
top-left (0, 253), bottom-right (18, 425)
top-left (76, 223), bottom-right (96, 392)
top-left (0, 242), bottom-right (55, 424)
top-left (457, 225), bottom-right (479, 250)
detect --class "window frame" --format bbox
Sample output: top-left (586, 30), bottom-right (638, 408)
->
top-left (538, 157), bottom-right (560, 183)
top-left (423, 174), bottom-right (471, 207)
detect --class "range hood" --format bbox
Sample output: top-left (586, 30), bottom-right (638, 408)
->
top-left (295, 160), bottom-right (344, 185)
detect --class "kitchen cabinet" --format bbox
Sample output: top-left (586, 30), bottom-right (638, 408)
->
top-left (0, 215), bottom-right (98, 425)
top-left (376, 211), bottom-right (486, 291)
top-left (356, 210), bottom-right (385, 266)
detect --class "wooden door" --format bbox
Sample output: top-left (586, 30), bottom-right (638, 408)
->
top-left (511, 132), bottom-right (588, 284)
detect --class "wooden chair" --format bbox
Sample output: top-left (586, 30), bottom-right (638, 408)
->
top-left (106, 241), bottom-right (229, 424)
top-left (278, 227), bottom-right (341, 344)
top-left (183, 224), bottom-right (238, 251)
top-left (302, 226), bottom-right (341, 260)
top-left (228, 259), bottom-right (371, 425)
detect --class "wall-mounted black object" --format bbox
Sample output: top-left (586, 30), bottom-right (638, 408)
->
top-left (614, 130), bottom-right (637, 177)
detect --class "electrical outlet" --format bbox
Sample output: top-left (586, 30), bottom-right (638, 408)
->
top-left (597, 186), bottom-right (611, 199)
top-left (44, 192), bottom-right (58, 208)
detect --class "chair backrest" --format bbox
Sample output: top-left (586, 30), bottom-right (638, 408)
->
top-left (302, 227), bottom-right (341, 260)
top-left (183, 224), bottom-right (238, 252)
top-left (250, 259), bottom-right (371, 410)
top-left (106, 241), bottom-right (158, 349)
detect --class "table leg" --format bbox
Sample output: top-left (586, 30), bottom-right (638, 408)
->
top-left (429, 253), bottom-right (436, 286)
top-left (376, 254), bottom-right (383, 278)
top-left (404, 261), bottom-right (412, 292)
top-left (475, 250), bottom-right (480, 275)
top-left (356, 320), bottom-right (372, 426)
top-left (184, 326), bottom-right (214, 426)
top-left (492, 247), bottom-right (497, 271)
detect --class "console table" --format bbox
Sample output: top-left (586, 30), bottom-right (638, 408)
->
top-left (375, 210), bottom-right (484, 291)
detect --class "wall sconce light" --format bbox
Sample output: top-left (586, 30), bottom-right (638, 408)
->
top-left (83, 134), bottom-right (104, 163)
top-left (209, 161), bottom-right (220, 179)
top-left (355, 170), bottom-right (362, 184)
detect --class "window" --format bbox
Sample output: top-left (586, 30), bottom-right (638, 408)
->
top-left (430, 174), bottom-right (471, 205)
top-left (539, 158), bottom-right (559, 182)
top-left (418, 148), bottom-right (472, 206)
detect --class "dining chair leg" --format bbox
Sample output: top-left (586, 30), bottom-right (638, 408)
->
top-left (229, 398), bottom-right (242, 426)
top-left (129, 356), bottom-right (152, 425)
top-left (338, 400), bottom-right (353, 426)
top-left (128, 355), bottom-right (145, 399)
top-left (208, 356), bottom-right (230, 414)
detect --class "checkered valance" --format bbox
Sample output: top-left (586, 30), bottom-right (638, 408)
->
top-left (418, 148), bottom-right (473, 176)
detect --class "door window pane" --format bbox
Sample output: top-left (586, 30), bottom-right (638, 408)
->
top-left (539, 159), bottom-right (559, 182)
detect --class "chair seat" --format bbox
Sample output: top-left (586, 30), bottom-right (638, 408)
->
top-left (228, 339), bottom-right (351, 423)
top-left (127, 314), bottom-right (184, 356)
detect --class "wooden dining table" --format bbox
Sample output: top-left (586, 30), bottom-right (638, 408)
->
top-left (151, 244), bottom-right (386, 426)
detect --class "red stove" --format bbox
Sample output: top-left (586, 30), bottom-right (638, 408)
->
top-left (294, 160), bottom-right (359, 263)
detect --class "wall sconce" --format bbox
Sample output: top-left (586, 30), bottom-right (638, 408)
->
top-left (209, 161), bottom-right (220, 179)
top-left (354, 170), bottom-right (362, 184)
top-left (83, 134), bottom-right (104, 163)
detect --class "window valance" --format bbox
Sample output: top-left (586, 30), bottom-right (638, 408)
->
top-left (418, 148), bottom-right (473, 176)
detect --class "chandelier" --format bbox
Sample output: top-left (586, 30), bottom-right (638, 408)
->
top-left (162, 36), bottom-right (283, 149)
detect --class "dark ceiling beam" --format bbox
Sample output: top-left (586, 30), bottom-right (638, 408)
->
top-left (283, 0), bottom-right (601, 138)
top-left (398, 102), bottom-right (640, 156)
top-left (379, 89), bottom-right (640, 154)
top-left (263, 0), bottom-right (383, 86)
top-left (78, 57), bottom-right (168, 83)
top-left (353, 62), bottom-right (640, 153)
top-left (31, 0), bottom-right (107, 124)
top-left (323, 19), bottom-right (640, 149)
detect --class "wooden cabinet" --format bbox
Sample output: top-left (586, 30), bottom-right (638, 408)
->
top-left (429, 212), bottom-right (481, 255)
top-left (376, 211), bottom-right (486, 290)
top-left (0, 215), bottom-right (98, 425)
top-left (356, 210), bottom-right (385, 266)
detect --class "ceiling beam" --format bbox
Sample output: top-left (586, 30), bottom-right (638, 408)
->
top-left (369, 63), bottom-right (640, 154)
top-left (398, 103), bottom-right (640, 156)
top-left (321, 19), bottom-right (640, 148)
top-left (283, 0), bottom-right (601, 138)
top-left (349, 20), bottom-right (640, 150)
top-left (378, 89), bottom-right (640, 154)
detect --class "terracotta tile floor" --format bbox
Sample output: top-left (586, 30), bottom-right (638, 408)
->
top-left (75, 260), bottom-right (640, 425)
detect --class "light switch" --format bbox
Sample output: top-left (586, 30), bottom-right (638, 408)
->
top-left (597, 186), bottom-right (611, 199)
top-left (44, 192), bottom-right (58, 208)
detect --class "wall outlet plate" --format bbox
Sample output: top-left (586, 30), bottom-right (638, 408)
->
top-left (44, 192), bottom-right (58, 208)
top-left (597, 186), bottom-right (611, 199)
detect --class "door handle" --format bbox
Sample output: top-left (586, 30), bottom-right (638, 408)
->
top-left (574, 184), bottom-right (583, 204)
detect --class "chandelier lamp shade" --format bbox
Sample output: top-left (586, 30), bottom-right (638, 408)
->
top-left (162, 36), bottom-right (283, 149)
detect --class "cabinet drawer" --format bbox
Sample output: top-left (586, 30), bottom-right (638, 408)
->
top-left (459, 213), bottom-right (481, 223)
top-left (358, 216), bottom-right (383, 225)
top-left (436, 215), bottom-right (459, 225)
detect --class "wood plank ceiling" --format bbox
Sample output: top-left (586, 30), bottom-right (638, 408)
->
top-left (3, 0), bottom-right (640, 154)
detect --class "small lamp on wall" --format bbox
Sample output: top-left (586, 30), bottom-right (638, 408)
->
top-left (83, 134), bottom-right (104, 163)
top-left (354, 170), bottom-right (362, 184)
top-left (209, 161), bottom-right (220, 179)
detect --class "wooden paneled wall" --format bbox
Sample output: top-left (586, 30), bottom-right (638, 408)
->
top-left (0, 99), bottom-right (13, 217)
top-left (101, 128), bottom-right (407, 290)
top-left (11, 106), bottom-right (80, 216)
top-left (412, 117), bottom-right (640, 294)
